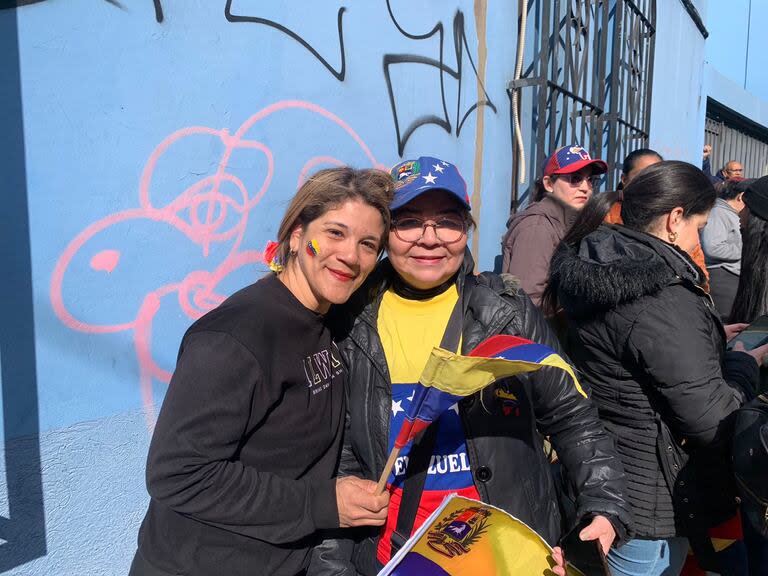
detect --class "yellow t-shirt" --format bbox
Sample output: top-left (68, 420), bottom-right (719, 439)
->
top-left (378, 285), bottom-right (460, 382)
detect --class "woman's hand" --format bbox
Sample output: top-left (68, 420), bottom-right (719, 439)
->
top-left (335, 476), bottom-right (389, 527)
top-left (552, 516), bottom-right (615, 575)
top-left (733, 340), bottom-right (768, 367)
top-left (724, 323), bottom-right (749, 342)
top-left (550, 546), bottom-right (567, 576)
top-left (578, 515), bottom-right (616, 555)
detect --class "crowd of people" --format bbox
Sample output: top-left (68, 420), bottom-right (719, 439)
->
top-left (128, 146), bottom-right (768, 576)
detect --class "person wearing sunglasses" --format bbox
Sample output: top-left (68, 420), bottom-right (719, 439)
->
top-left (309, 156), bottom-right (631, 576)
top-left (502, 145), bottom-right (608, 308)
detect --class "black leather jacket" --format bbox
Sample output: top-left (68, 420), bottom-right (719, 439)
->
top-left (309, 253), bottom-right (632, 576)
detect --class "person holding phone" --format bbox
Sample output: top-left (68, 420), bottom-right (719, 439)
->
top-left (545, 161), bottom-right (768, 576)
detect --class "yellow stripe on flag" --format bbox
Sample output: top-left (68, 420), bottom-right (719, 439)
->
top-left (419, 347), bottom-right (586, 399)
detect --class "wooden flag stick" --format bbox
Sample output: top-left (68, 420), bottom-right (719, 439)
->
top-left (376, 446), bottom-right (401, 494)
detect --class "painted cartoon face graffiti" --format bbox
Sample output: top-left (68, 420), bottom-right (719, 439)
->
top-left (50, 100), bottom-right (385, 427)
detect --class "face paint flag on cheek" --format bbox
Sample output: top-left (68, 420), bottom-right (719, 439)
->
top-left (376, 334), bottom-right (586, 493)
top-left (306, 239), bottom-right (320, 257)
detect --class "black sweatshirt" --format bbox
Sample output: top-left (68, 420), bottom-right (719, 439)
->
top-left (134, 274), bottom-right (345, 576)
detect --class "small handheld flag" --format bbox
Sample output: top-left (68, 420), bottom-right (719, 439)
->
top-left (377, 335), bottom-right (584, 493)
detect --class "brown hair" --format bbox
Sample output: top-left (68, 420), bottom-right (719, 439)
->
top-left (275, 167), bottom-right (394, 267)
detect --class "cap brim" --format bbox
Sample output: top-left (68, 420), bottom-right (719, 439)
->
top-left (551, 159), bottom-right (608, 175)
top-left (390, 186), bottom-right (471, 211)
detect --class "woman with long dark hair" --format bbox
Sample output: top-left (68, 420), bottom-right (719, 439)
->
top-left (545, 161), bottom-right (768, 576)
top-left (730, 176), bottom-right (768, 324)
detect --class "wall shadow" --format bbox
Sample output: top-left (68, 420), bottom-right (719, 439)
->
top-left (0, 5), bottom-right (48, 572)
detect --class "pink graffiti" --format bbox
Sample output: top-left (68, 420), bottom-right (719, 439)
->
top-left (51, 100), bottom-right (383, 428)
top-left (90, 250), bottom-right (121, 273)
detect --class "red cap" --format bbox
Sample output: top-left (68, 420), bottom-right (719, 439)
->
top-left (543, 145), bottom-right (608, 176)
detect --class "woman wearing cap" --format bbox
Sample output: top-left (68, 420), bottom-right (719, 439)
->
top-left (130, 167), bottom-right (393, 576)
top-left (502, 145), bottom-right (607, 307)
top-left (310, 156), bottom-right (632, 576)
top-left (545, 161), bottom-right (768, 575)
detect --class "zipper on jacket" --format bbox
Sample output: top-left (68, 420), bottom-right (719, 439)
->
top-left (349, 315), bottom-right (392, 476)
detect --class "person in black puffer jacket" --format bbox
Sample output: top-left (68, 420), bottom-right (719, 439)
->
top-left (545, 161), bottom-right (768, 576)
top-left (309, 156), bottom-right (633, 576)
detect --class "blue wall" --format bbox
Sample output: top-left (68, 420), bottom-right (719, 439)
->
top-left (648, 0), bottom-right (707, 164)
top-left (0, 1), bottom-right (516, 573)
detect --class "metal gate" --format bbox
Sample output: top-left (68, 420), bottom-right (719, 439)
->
top-left (508, 0), bottom-right (656, 210)
top-left (705, 117), bottom-right (768, 179)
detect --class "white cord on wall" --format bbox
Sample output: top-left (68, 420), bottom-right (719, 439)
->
top-left (511, 0), bottom-right (527, 184)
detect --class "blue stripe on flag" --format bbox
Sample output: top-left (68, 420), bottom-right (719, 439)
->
top-left (491, 342), bottom-right (554, 363)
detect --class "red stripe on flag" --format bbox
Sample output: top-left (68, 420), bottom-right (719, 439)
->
top-left (469, 334), bottom-right (533, 357)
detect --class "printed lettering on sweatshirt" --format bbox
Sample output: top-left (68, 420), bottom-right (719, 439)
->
top-left (301, 343), bottom-right (343, 395)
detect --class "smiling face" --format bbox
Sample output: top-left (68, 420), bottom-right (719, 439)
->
top-left (282, 199), bottom-right (385, 313)
top-left (543, 167), bottom-right (596, 210)
top-left (387, 190), bottom-right (468, 290)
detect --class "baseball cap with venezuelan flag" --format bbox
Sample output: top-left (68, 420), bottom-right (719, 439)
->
top-left (389, 156), bottom-right (471, 211)
top-left (543, 145), bottom-right (608, 176)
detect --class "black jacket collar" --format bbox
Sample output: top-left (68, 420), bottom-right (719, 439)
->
top-left (550, 224), bottom-right (704, 318)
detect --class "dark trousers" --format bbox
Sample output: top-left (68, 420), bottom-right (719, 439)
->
top-left (708, 267), bottom-right (740, 322)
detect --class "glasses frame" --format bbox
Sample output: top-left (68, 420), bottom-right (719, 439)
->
top-left (553, 172), bottom-right (602, 188)
top-left (391, 215), bottom-right (469, 245)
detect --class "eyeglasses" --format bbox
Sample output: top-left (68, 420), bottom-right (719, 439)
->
top-left (555, 173), bottom-right (602, 188)
top-left (391, 216), bottom-right (468, 244)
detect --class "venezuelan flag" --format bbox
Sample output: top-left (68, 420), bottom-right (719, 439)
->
top-left (306, 238), bottom-right (320, 256)
top-left (393, 335), bottom-right (584, 450)
top-left (379, 495), bottom-right (584, 576)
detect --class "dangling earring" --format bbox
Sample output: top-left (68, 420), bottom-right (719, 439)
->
top-left (668, 231), bottom-right (678, 243)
